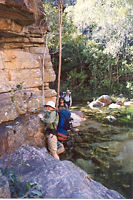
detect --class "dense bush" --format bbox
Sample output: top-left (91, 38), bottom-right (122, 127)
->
top-left (44, 0), bottom-right (133, 102)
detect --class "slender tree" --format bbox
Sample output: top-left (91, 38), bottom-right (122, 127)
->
top-left (56, 0), bottom-right (63, 109)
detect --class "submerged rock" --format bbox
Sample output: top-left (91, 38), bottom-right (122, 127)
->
top-left (0, 145), bottom-right (124, 199)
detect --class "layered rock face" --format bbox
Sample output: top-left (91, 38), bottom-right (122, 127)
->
top-left (0, 0), bottom-right (56, 157)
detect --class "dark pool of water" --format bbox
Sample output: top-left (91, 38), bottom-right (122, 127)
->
top-left (61, 123), bottom-right (133, 198)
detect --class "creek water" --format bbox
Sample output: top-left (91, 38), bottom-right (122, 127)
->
top-left (61, 115), bottom-right (133, 198)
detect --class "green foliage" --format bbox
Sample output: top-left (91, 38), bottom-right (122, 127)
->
top-left (118, 106), bottom-right (133, 126)
top-left (126, 82), bottom-right (133, 97)
top-left (1, 168), bottom-right (43, 198)
top-left (43, 1), bottom-right (76, 52)
top-left (66, 0), bottom-right (133, 57)
top-left (43, 0), bottom-right (133, 102)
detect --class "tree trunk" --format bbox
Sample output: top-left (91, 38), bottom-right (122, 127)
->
top-left (116, 56), bottom-right (119, 84)
top-left (56, 0), bottom-right (63, 110)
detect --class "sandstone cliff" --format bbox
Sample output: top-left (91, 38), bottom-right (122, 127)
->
top-left (0, 0), bottom-right (56, 157)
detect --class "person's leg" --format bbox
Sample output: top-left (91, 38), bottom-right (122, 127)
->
top-left (47, 133), bottom-right (59, 160)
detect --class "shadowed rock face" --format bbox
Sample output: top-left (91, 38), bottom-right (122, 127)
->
top-left (0, 0), bottom-right (33, 27)
top-left (0, 145), bottom-right (124, 199)
top-left (0, 114), bottom-right (46, 157)
top-left (0, 0), bottom-right (56, 156)
top-left (0, 0), bottom-right (47, 27)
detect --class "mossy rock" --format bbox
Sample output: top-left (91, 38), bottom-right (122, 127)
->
top-left (88, 127), bottom-right (100, 134)
top-left (78, 143), bottom-right (90, 148)
top-left (91, 156), bottom-right (110, 168)
top-left (73, 147), bottom-right (89, 159)
top-left (74, 136), bottom-right (84, 143)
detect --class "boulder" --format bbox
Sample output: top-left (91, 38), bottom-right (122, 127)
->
top-left (97, 95), bottom-right (113, 106)
top-left (124, 101), bottom-right (133, 106)
top-left (89, 100), bottom-right (104, 109)
top-left (71, 112), bottom-right (86, 127)
top-left (0, 114), bottom-right (46, 157)
top-left (0, 89), bottom-right (43, 123)
top-left (0, 145), bottom-right (124, 199)
top-left (116, 100), bottom-right (123, 106)
top-left (106, 115), bottom-right (117, 122)
top-left (109, 103), bottom-right (121, 109)
top-left (71, 110), bottom-right (86, 118)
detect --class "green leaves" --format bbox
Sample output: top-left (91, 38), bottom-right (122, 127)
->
top-left (43, 0), bottom-right (133, 101)
top-left (66, 0), bottom-right (133, 57)
top-left (1, 168), bottom-right (43, 198)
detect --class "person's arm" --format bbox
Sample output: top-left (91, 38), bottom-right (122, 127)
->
top-left (38, 112), bottom-right (49, 123)
top-left (38, 112), bottom-right (51, 124)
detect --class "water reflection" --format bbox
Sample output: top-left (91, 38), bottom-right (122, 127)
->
top-left (62, 123), bottom-right (133, 198)
top-left (117, 139), bottom-right (133, 173)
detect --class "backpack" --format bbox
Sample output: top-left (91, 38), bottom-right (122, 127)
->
top-left (58, 109), bottom-right (72, 131)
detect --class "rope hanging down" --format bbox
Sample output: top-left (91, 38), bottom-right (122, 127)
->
top-left (56, 0), bottom-right (63, 110)
top-left (42, 34), bottom-right (48, 106)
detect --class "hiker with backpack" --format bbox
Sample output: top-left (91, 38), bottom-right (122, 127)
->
top-left (57, 108), bottom-right (73, 142)
top-left (64, 89), bottom-right (72, 109)
top-left (38, 101), bottom-right (72, 160)
top-left (38, 101), bottom-right (60, 160)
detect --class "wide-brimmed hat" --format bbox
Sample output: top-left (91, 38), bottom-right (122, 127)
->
top-left (45, 101), bottom-right (56, 109)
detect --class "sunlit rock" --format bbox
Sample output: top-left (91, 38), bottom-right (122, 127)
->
top-left (124, 101), bottom-right (133, 106)
top-left (0, 0), bottom-right (56, 124)
top-left (109, 103), bottom-right (121, 109)
top-left (97, 95), bottom-right (113, 106)
top-left (89, 100), bottom-right (105, 109)
top-left (106, 115), bottom-right (116, 122)
top-left (71, 112), bottom-right (86, 127)
top-left (116, 100), bottom-right (123, 106)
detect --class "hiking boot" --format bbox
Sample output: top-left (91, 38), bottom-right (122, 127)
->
top-left (57, 141), bottom-right (65, 155)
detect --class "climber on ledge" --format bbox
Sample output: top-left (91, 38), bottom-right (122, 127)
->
top-left (38, 101), bottom-right (64, 160)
